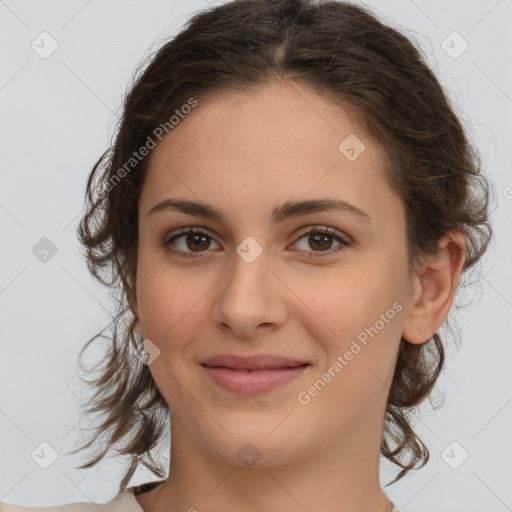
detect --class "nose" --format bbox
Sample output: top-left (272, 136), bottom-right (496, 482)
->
top-left (211, 244), bottom-right (288, 339)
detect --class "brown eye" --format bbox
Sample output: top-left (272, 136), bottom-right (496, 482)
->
top-left (184, 233), bottom-right (211, 252)
top-left (162, 225), bottom-right (351, 259)
top-left (308, 232), bottom-right (334, 251)
top-left (163, 228), bottom-right (221, 258)
top-left (291, 226), bottom-right (351, 258)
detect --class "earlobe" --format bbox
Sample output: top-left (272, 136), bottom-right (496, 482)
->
top-left (133, 314), bottom-right (143, 335)
top-left (127, 291), bottom-right (142, 333)
top-left (402, 230), bottom-right (466, 345)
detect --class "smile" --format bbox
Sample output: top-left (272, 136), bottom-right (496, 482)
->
top-left (201, 363), bottom-right (310, 395)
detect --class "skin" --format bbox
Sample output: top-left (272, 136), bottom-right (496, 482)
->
top-left (129, 81), bottom-right (466, 512)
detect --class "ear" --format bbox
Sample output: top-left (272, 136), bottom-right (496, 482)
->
top-left (402, 230), bottom-right (466, 344)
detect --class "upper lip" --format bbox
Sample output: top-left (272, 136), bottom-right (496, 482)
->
top-left (200, 354), bottom-right (310, 370)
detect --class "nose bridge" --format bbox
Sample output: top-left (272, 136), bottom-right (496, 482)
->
top-left (212, 235), bottom-right (287, 335)
top-left (225, 234), bottom-right (271, 303)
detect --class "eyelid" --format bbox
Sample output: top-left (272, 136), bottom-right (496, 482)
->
top-left (164, 225), bottom-right (218, 240)
top-left (163, 226), bottom-right (221, 250)
top-left (163, 224), bottom-right (350, 244)
top-left (293, 224), bottom-right (351, 244)
top-left (162, 224), bottom-right (352, 258)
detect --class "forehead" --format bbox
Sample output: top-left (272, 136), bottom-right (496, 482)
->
top-left (141, 82), bottom-right (403, 230)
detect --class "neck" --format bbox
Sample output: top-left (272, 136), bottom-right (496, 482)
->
top-left (138, 409), bottom-right (392, 512)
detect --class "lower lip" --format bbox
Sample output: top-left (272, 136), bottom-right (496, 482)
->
top-left (201, 364), bottom-right (310, 395)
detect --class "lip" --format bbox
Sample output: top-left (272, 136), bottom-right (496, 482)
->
top-left (200, 353), bottom-right (311, 395)
top-left (201, 364), bottom-right (310, 395)
top-left (200, 353), bottom-right (309, 370)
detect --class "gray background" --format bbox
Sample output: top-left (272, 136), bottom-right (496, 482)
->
top-left (1, 0), bottom-right (511, 510)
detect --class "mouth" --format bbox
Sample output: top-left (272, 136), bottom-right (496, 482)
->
top-left (200, 353), bottom-right (310, 371)
top-left (201, 363), bottom-right (310, 371)
top-left (200, 355), bottom-right (311, 395)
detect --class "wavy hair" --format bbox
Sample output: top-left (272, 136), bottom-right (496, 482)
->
top-left (71, 0), bottom-right (494, 491)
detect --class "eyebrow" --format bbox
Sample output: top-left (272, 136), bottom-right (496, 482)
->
top-left (147, 197), bottom-right (374, 224)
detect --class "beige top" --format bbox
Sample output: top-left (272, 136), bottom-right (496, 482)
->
top-left (0, 489), bottom-right (400, 511)
top-left (0, 490), bottom-right (141, 511)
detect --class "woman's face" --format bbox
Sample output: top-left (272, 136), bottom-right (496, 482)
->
top-left (132, 82), bottom-right (418, 468)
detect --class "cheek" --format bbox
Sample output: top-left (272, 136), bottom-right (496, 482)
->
top-left (136, 258), bottom-right (193, 343)
top-left (297, 272), bottom-right (404, 423)
top-left (296, 265), bottom-right (394, 337)
top-left (135, 269), bottom-right (203, 398)
top-left (136, 258), bottom-right (218, 359)
top-left (299, 260), bottom-right (405, 375)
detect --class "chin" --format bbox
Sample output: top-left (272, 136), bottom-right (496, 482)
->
top-left (202, 428), bottom-right (310, 470)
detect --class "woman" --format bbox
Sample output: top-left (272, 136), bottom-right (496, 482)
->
top-left (1, 0), bottom-right (493, 510)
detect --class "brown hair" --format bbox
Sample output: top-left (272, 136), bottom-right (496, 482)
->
top-left (71, 0), bottom-right (494, 491)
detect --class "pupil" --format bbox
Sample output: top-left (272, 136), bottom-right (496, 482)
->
top-left (188, 234), bottom-right (209, 252)
top-left (310, 233), bottom-right (331, 251)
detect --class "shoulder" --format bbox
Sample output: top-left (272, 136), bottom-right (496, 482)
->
top-left (0, 490), bottom-right (142, 512)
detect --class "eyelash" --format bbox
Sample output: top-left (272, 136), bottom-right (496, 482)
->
top-left (162, 225), bottom-right (351, 259)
